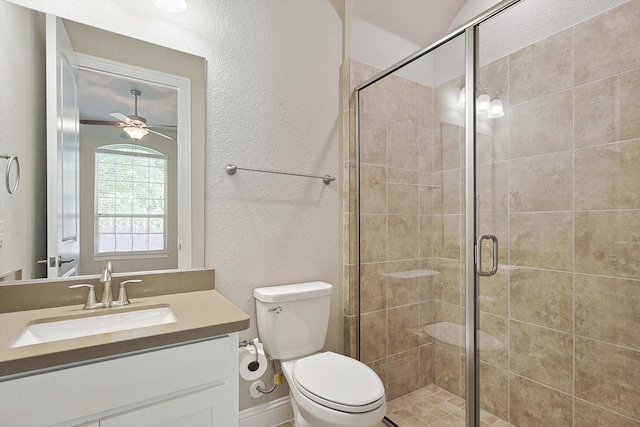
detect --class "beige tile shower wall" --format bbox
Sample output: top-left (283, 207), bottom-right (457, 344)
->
top-left (344, 59), bottom-right (436, 401)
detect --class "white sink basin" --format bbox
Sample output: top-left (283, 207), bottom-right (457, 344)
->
top-left (8, 306), bottom-right (177, 348)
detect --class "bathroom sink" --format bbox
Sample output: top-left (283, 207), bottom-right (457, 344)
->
top-left (8, 305), bottom-right (177, 348)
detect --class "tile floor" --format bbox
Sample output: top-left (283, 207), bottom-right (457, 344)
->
top-left (275, 384), bottom-right (513, 427)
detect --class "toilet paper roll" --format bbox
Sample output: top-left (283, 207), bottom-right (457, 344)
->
top-left (239, 343), bottom-right (268, 380)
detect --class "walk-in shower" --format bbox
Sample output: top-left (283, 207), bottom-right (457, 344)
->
top-left (344, 0), bottom-right (640, 425)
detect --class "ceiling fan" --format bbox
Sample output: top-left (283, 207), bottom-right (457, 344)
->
top-left (80, 89), bottom-right (177, 141)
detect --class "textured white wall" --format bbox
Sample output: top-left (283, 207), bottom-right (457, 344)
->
top-left (0, 1), bottom-right (47, 280)
top-left (204, 0), bottom-right (344, 409)
top-left (6, 0), bottom-right (344, 412)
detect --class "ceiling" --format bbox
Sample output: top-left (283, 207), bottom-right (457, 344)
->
top-left (79, 68), bottom-right (178, 127)
top-left (349, 0), bottom-right (467, 47)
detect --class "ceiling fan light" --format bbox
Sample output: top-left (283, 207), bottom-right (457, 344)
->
top-left (123, 127), bottom-right (149, 141)
top-left (151, 0), bottom-right (187, 12)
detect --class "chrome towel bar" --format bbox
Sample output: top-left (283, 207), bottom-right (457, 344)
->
top-left (225, 164), bottom-right (335, 185)
top-left (371, 179), bottom-right (440, 188)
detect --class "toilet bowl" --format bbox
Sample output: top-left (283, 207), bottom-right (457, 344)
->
top-left (281, 352), bottom-right (386, 427)
top-left (253, 282), bottom-right (386, 427)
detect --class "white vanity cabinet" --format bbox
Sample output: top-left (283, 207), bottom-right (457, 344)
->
top-left (0, 334), bottom-right (239, 427)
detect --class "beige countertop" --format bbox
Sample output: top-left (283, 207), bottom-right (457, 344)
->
top-left (0, 290), bottom-right (250, 378)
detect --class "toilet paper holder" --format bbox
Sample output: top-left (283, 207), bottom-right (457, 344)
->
top-left (240, 338), bottom-right (281, 396)
top-left (239, 339), bottom-right (260, 372)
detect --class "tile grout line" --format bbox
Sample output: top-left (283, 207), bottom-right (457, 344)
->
top-left (571, 22), bottom-right (577, 427)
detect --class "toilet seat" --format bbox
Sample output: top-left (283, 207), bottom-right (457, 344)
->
top-left (291, 352), bottom-right (385, 414)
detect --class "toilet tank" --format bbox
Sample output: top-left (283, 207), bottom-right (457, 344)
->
top-left (254, 282), bottom-right (332, 360)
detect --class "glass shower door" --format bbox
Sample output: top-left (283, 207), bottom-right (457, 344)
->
top-left (356, 32), bottom-right (471, 425)
top-left (476, 1), bottom-right (640, 426)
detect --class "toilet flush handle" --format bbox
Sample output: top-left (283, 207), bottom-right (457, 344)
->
top-left (268, 307), bottom-right (282, 314)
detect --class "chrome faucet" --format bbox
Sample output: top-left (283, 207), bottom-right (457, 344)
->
top-left (69, 264), bottom-right (143, 310)
top-left (100, 261), bottom-right (113, 307)
top-left (69, 262), bottom-right (145, 310)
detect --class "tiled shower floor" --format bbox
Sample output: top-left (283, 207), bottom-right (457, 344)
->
top-left (384, 384), bottom-right (513, 427)
top-left (275, 384), bottom-right (512, 427)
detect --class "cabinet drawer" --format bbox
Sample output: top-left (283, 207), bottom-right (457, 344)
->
top-left (100, 385), bottom-right (232, 427)
top-left (0, 336), bottom-right (232, 427)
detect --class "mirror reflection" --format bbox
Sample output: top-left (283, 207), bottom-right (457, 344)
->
top-left (78, 69), bottom-right (179, 276)
top-left (0, 0), bottom-right (205, 282)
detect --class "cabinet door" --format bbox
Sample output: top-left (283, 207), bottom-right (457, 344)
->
top-left (100, 385), bottom-right (235, 427)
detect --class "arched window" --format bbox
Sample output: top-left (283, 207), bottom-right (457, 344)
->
top-left (94, 144), bottom-right (167, 254)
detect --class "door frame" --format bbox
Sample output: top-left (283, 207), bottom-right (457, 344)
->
top-left (463, 24), bottom-right (480, 426)
top-left (46, 14), bottom-right (80, 278)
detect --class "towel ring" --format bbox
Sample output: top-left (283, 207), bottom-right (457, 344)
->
top-left (1, 154), bottom-right (20, 194)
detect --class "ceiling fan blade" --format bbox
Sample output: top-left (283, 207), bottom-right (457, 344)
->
top-left (109, 112), bottom-right (133, 124)
top-left (147, 128), bottom-right (176, 141)
top-left (146, 124), bottom-right (178, 129)
top-left (80, 119), bottom-right (123, 126)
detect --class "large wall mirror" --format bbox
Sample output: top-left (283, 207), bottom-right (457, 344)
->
top-left (0, 0), bottom-right (205, 282)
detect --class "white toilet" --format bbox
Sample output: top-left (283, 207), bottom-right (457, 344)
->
top-left (254, 281), bottom-right (386, 427)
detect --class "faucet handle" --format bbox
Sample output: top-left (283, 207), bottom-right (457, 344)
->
top-left (69, 284), bottom-right (102, 310)
top-left (113, 279), bottom-right (142, 306)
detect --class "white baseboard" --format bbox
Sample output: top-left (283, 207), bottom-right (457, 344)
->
top-left (239, 396), bottom-right (294, 427)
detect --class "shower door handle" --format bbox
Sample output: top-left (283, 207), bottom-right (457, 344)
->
top-left (476, 234), bottom-right (498, 276)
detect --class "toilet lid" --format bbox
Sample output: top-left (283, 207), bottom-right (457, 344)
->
top-left (292, 352), bottom-right (385, 413)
